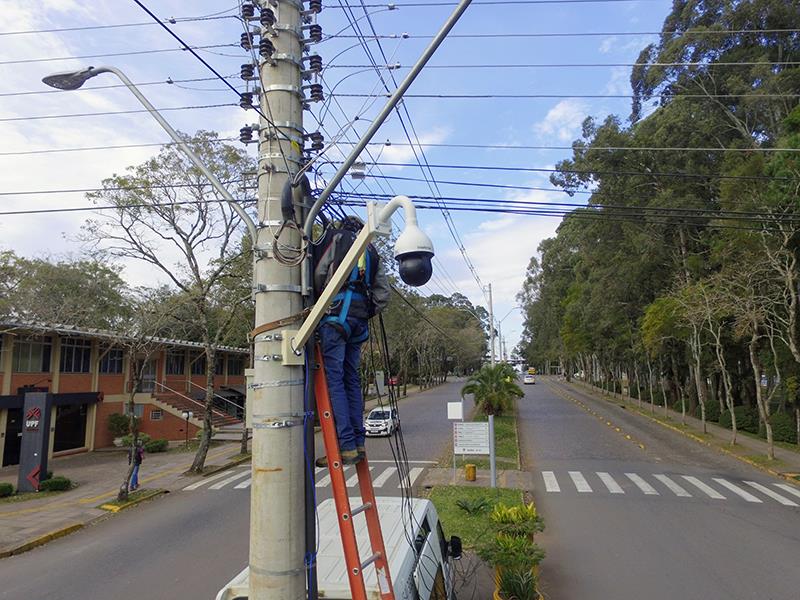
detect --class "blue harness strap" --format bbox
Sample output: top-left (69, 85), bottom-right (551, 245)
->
top-left (322, 250), bottom-right (372, 341)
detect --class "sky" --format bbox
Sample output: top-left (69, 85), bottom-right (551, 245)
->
top-left (0, 0), bottom-right (675, 355)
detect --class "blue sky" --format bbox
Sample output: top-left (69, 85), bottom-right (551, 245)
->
top-left (0, 0), bottom-right (674, 353)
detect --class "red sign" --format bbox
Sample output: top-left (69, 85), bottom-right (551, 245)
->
top-left (25, 407), bottom-right (41, 431)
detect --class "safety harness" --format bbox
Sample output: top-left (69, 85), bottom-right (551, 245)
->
top-left (321, 250), bottom-right (372, 342)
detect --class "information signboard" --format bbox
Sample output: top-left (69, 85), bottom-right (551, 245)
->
top-left (453, 422), bottom-right (490, 455)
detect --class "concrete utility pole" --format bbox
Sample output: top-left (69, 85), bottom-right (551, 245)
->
top-left (487, 283), bottom-right (496, 367)
top-left (250, 2), bottom-right (305, 598)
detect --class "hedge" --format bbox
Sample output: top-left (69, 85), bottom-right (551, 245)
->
top-left (144, 438), bottom-right (169, 453)
top-left (761, 412), bottom-right (798, 444)
top-left (719, 406), bottom-right (759, 433)
top-left (39, 476), bottom-right (72, 492)
top-left (0, 482), bottom-right (13, 498)
top-left (121, 433), bottom-right (151, 447)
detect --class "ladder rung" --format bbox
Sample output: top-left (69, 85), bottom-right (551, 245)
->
top-left (360, 552), bottom-right (382, 571)
top-left (350, 502), bottom-right (372, 517)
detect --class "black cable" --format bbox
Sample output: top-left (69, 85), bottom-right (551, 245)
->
top-left (0, 103), bottom-right (237, 123)
top-left (325, 28), bottom-right (800, 40)
top-left (336, 0), bottom-right (664, 6)
top-left (0, 138), bottom-right (239, 157)
top-left (360, 142), bottom-right (800, 153)
top-left (0, 76), bottom-right (236, 98)
top-left (332, 92), bottom-right (800, 100)
top-left (0, 198), bottom-right (255, 218)
top-left (0, 43), bottom-right (239, 66)
top-left (0, 13), bottom-right (237, 36)
top-left (0, 179), bottom-right (245, 197)
top-left (328, 60), bottom-right (800, 69)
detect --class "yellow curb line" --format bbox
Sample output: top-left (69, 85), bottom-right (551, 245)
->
top-left (201, 454), bottom-right (252, 478)
top-left (0, 523), bottom-right (83, 559)
top-left (99, 489), bottom-right (167, 513)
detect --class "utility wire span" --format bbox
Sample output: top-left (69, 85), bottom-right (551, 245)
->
top-left (326, 28), bottom-right (800, 40)
top-left (0, 179), bottom-right (246, 197)
top-left (0, 138), bottom-right (240, 157)
top-left (0, 198), bottom-right (256, 218)
top-left (0, 104), bottom-right (237, 123)
top-left (389, 285), bottom-right (455, 342)
top-left (362, 142), bottom-right (800, 153)
top-left (332, 92), bottom-right (800, 100)
top-left (328, 60), bottom-right (800, 69)
top-left (0, 44), bottom-right (239, 66)
top-left (0, 13), bottom-right (237, 36)
top-left (335, 0), bottom-right (664, 6)
top-left (0, 76), bottom-right (236, 98)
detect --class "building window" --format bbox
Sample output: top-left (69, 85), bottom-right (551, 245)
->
top-left (12, 337), bottom-right (52, 373)
top-left (60, 338), bottom-right (92, 373)
top-left (190, 351), bottom-right (207, 376)
top-left (123, 403), bottom-right (145, 418)
top-left (99, 346), bottom-right (124, 374)
top-left (166, 351), bottom-right (185, 376)
top-left (228, 355), bottom-right (245, 376)
top-left (150, 408), bottom-right (163, 421)
top-left (215, 355), bottom-right (225, 376)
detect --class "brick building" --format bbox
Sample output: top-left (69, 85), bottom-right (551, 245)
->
top-left (0, 322), bottom-right (248, 467)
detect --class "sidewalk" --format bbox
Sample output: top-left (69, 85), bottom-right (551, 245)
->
top-left (423, 466), bottom-right (534, 489)
top-left (0, 442), bottom-right (246, 557)
top-left (567, 378), bottom-right (800, 478)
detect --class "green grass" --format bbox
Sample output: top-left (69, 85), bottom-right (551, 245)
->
top-left (444, 407), bottom-right (520, 469)
top-left (99, 488), bottom-right (162, 508)
top-left (428, 485), bottom-right (523, 549)
top-left (0, 488), bottom-right (70, 505)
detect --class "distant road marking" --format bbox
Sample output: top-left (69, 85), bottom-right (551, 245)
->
top-left (369, 459), bottom-right (437, 465)
top-left (681, 476), bottom-right (725, 499)
top-left (372, 467), bottom-right (397, 487)
top-left (775, 483), bottom-right (800, 500)
top-left (596, 472), bottom-right (624, 494)
top-left (209, 470), bottom-right (250, 490)
top-left (234, 478), bottom-right (252, 489)
top-left (744, 481), bottom-right (798, 506)
top-left (542, 471), bottom-right (560, 492)
top-left (653, 474), bottom-right (692, 497)
top-left (713, 478), bottom-right (762, 503)
top-left (568, 471), bottom-right (592, 493)
top-left (183, 469), bottom-right (245, 490)
top-left (347, 467), bottom-right (373, 487)
top-left (625, 473), bottom-right (658, 495)
top-left (399, 467), bottom-right (424, 488)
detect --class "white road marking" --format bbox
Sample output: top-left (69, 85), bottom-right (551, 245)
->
top-left (775, 483), bottom-right (800, 500)
top-left (681, 476), bottom-right (725, 499)
top-left (568, 471), bottom-right (592, 493)
top-left (368, 459), bottom-right (438, 465)
top-left (234, 478), bottom-right (251, 489)
top-left (347, 467), bottom-right (373, 487)
top-left (182, 468), bottom-right (247, 490)
top-left (596, 472), bottom-right (624, 494)
top-left (316, 472), bottom-right (332, 488)
top-left (625, 473), bottom-right (658, 495)
top-left (399, 467), bottom-right (424, 488)
top-left (542, 471), bottom-right (560, 492)
top-left (653, 474), bottom-right (692, 497)
top-left (744, 481), bottom-right (798, 506)
top-left (209, 470), bottom-right (251, 490)
top-left (372, 467), bottom-right (397, 488)
top-left (713, 478), bottom-right (762, 503)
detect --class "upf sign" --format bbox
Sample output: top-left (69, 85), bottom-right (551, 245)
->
top-left (25, 407), bottom-right (42, 431)
top-left (453, 422), bottom-right (490, 455)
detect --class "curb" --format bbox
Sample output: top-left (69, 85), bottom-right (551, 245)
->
top-left (201, 454), bottom-right (252, 478)
top-left (564, 381), bottom-right (800, 488)
top-left (0, 522), bottom-right (84, 559)
top-left (99, 488), bottom-right (168, 512)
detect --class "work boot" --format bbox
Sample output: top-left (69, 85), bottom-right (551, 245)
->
top-left (341, 449), bottom-right (362, 465)
top-left (357, 446), bottom-right (366, 461)
top-left (315, 456), bottom-right (328, 468)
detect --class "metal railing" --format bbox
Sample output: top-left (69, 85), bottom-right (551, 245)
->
top-left (153, 381), bottom-right (240, 422)
top-left (186, 380), bottom-right (245, 421)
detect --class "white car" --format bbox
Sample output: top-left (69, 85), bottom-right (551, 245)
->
top-left (524, 374), bottom-right (536, 385)
top-left (364, 407), bottom-right (399, 437)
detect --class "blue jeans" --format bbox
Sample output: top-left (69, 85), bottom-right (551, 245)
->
top-left (130, 464), bottom-right (140, 489)
top-left (320, 317), bottom-right (368, 452)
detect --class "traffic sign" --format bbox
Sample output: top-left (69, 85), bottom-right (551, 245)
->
top-left (453, 422), bottom-right (490, 455)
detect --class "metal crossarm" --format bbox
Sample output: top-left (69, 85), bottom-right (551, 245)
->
top-left (314, 345), bottom-right (395, 600)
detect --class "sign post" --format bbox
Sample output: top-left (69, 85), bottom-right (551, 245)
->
top-left (17, 391), bottom-right (52, 493)
top-left (447, 401), bottom-right (464, 483)
top-left (453, 421), bottom-right (491, 485)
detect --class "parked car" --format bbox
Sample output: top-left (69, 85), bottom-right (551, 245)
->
top-left (364, 407), bottom-right (399, 436)
top-left (388, 375), bottom-right (401, 386)
top-left (524, 374), bottom-right (536, 385)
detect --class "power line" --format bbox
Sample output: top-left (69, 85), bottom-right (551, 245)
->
top-left (324, 28), bottom-right (800, 40)
top-left (0, 198), bottom-right (255, 218)
top-left (363, 142), bottom-right (800, 153)
top-left (0, 180), bottom-right (246, 197)
top-left (333, 92), bottom-right (800, 100)
top-left (0, 103), bottom-right (237, 123)
top-left (334, 0), bottom-right (664, 6)
top-left (0, 76), bottom-right (236, 98)
top-left (0, 43), bottom-right (239, 66)
top-left (328, 60), bottom-right (800, 69)
top-left (0, 13), bottom-right (237, 36)
top-left (0, 138), bottom-right (240, 157)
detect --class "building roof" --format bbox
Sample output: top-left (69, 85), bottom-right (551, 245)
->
top-left (0, 321), bottom-right (249, 354)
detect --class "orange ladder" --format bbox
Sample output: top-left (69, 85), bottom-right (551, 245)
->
top-left (314, 345), bottom-right (395, 600)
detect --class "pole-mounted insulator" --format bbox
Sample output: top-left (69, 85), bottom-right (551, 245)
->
top-left (241, 2), bottom-right (256, 19)
top-left (259, 38), bottom-right (275, 59)
top-left (309, 131), bottom-right (324, 152)
top-left (306, 83), bottom-right (324, 103)
top-left (306, 24), bottom-right (323, 44)
top-left (240, 125), bottom-right (259, 144)
top-left (241, 63), bottom-right (257, 80)
top-left (306, 54), bottom-right (323, 73)
top-left (241, 32), bottom-right (255, 51)
top-left (260, 8), bottom-right (276, 27)
top-left (307, 0), bottom-right (322, 14)
top-left (240, 92), bottom-right (255, 110)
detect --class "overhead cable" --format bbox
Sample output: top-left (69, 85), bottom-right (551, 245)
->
top-left (0, 13), bottom-right (237, 36)
top-left (0, 104), bottom-right (237, 123)
top-left (324, 28), bottom-right (800, 40)
top-left (0, 44), bottom-right (239, 66)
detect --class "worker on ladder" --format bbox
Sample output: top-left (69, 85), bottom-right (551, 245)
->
top-left (314, 216), bottom-right (391, 465)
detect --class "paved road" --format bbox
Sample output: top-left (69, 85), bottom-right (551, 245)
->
top-left (521, 378), bottom-right (800, 600)
top-left (0, 380), bottom-right (462, 600)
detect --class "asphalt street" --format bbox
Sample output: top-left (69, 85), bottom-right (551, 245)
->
top-left (523, 378), bottom-right (800, 600)
top-left (0, 380), bottom-right (463, 600)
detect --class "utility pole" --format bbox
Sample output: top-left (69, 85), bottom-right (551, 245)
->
top-left (250, 1), bottom-right (305, 598)
top-left (487, 283), bottom-right (495, 367)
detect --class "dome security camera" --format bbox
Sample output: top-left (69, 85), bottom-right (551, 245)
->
top-left (394, 223), bottom-right (434, 286)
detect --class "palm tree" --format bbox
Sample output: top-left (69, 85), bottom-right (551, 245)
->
top-left (462, 363), bottom-right (524, 416)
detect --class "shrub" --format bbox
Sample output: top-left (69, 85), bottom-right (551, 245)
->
top-left (144, 438), bottom-right (169, 453)
top-left (763, 412), bottom-right (797, 444)
top-left (478, 533), bottom-right (545, 571)
top-left (121, 433), bottom-right (151, 447)
top-left (490, 502), bottom-right (544, 538)
top-left (498, 567), bottom-right (538, 600)
top-left (0, 482), bottom-right (13, 498)
top-left (456, 497), bottom-right (491, 515)
top-left (108, 413), bottom-right (139, 437)
top-left (39, 476), bottom-right (71, 492)
top-left (719, 406), bottom-right (759, 433)
top-left (699, 402), bottom-right (721, 423)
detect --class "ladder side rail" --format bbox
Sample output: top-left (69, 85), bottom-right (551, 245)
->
top-left (357, 458), bottom-right (396, 600)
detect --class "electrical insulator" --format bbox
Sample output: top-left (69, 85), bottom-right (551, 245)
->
top-left (241, 2), bottom-right (256, 19)
top-left (308, 83), bottom-right (324, 102)
top-left (259, 38), bottom-right (275, 58)
top-left (307, 54), bottom-right (323, 73)
top-left (307, 24), bottom-right (322, 43)
top-left (239, 92), bottom-right (255, 109)
top-left (308, 0), bottom-right (322, 13)
top-left (240, 126), bottom-right (254, 144)
top-left (240, 32), bottom-right (254, 51)
top-left (307, 131), bottom-right (324, 151)
top-left (241, 63), bottom-right (256, 80)
top-left (260, 8), bottom-right (276, 27)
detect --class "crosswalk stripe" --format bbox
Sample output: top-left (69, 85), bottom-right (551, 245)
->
top-left (744, 481), bottom-right (798, 506)
top-left (399, 467), bottom-right (424, 488)
top-left (316, 472), bottom-right (332, 488)
top-left (209, 470), bottom-right (251, 490)
top-left (653, 474), bottom-right (692, 497)
top-left (542, 471), bottom-right (560, 492)
top-left (568, 471), bottom-right (592, 493)
top-left (681, 476), bottom-right (725, 499)
top-left (372, 467), bottom-right (397, 487)
top-left (775, 483), bottom-right (800, 500)
top-left (713, 478), bottom-right (762, 503)
top-left (596, 472), bottom-right (624, 494)
top-left (182, 468), bottom-right (246, 490)
top-left (625, 473), bottom-right (658, 495)
top-left (346, 467), bottom-right (374, 487)
top-left (234, 478), bottom-right (252, 489)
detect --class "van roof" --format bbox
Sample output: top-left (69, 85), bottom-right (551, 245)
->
top-left (216, 496), bottom-right (434, 600)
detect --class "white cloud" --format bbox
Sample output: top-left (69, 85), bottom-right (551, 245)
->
top-left (599, 36), bottom-right (618, 54)
top-left (533, 100), bottom-right (588, 142)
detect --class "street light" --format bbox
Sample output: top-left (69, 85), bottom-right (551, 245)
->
top-left (41, 65), bottom-right (257, 242)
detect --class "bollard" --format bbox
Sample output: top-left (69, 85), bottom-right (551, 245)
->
top-left (465, 463), bottom-right (476, 482)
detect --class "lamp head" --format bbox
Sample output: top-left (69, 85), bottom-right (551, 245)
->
top-left (42, 67), bottom-right (100, 90)
top-left (394, 223), bottom-right (434, 287)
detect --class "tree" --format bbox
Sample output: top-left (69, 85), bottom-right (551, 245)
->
top-left (461, 363), bottom-right (523, 417)
top-left (82, 131), bottom-right (255, 473)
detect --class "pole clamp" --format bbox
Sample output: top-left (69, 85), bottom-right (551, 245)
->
top-left (263, 84), bottom-right (302, 97)
top-left (271, 53), bottom-right (304, 69)
top-left (249, 378), bottom-right (304, 390)
top-left (252, 283), bottom-right (303, 293)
